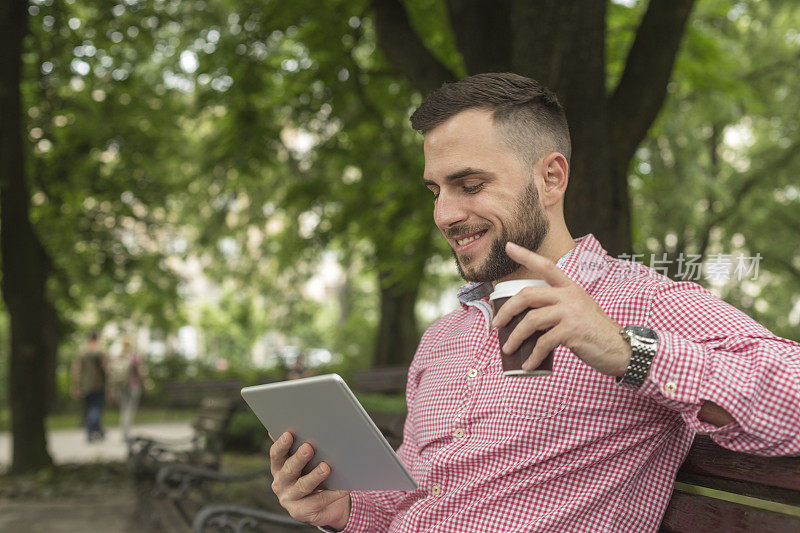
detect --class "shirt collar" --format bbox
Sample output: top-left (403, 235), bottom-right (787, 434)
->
top-left (456, 234), bottom-right (607, 306)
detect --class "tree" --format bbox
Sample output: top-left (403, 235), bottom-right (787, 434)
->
top-left (1, 0), bottom-right (55, 472)
top-left (3, 0), bottom-right (198, 472)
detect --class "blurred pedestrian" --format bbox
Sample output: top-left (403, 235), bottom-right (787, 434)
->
top-left (71, 331), bottom-right (108, 442)
top-left (110, 338), bottom-right (147, 440)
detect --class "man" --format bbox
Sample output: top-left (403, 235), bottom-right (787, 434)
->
top-left (71, 331), bottom-right (108, 442)
top-left (270, 73), bottom-right (800, 531)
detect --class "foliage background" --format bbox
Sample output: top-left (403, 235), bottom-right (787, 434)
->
top-left (1, 0), bottom-right (799, 438)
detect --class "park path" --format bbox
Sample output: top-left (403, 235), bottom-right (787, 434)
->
top-left (0, 422), bottom-right (194, 466)
top-left (0, 422), bottom-right (194, 533)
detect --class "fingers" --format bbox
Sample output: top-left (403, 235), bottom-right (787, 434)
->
top-left (492, 286), bottom-right (559, 329)
top-left (288, 461), bottom-right (333, 500)
top-left (506, 242), bottom-right (571, 287)
top-left (269, 432), bottom-right (293, 477)
top-left (303, 486), bottom-right (350, 508)
top-left (283, 442), bottom-right (316, 481)
top-left (272, 439), bottom-right (321, 496)
top-left (282, 486), bottom-right (351, 528)
top-left (500, 307), bottom-right (560, 355)
top-left (522, 326), bottom-right (563, 372)
top-left (268, 438), bottom-right (351, 529)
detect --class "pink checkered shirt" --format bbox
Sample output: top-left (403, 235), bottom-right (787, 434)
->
top-left (341, 234), bottom-right (800, 532)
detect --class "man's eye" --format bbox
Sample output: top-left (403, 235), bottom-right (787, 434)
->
top-left (463, 183), bottom-right (484, 194)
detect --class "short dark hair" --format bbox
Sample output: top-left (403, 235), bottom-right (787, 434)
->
top-left (88, 331), bottom-right (99, 342)
top-left (410, 73), bottom-right (571, 166)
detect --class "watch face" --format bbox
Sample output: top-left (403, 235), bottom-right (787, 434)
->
top-left (626, 325), bottom-right (658, 342)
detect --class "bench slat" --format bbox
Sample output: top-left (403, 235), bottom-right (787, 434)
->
top-left (354, 366), bottom-right (408, 393)
top-left (679, 435), bottom-right (800, 491)
top-left (661, 489), bottom-right (800, 532)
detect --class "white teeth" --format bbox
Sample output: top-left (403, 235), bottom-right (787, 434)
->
top-left (456, 233), bottom-right (483, 246)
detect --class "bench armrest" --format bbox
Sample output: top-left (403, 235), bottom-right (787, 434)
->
top-left (192, 503), bottom-right (309, 532)
top-left (155, 463), bottom-right (269, 499)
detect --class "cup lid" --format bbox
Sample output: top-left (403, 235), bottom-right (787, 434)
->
top-left (489, 279), bottom-right (549, 300)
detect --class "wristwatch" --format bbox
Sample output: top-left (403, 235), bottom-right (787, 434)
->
top-left (616, 325), bottom-right (659, 389)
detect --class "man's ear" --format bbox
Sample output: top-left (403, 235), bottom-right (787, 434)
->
top-left (540, 152), bottom-right (569, 207)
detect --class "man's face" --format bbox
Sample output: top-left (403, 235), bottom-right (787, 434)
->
top-left (422, 109), bottom-right (550, 282)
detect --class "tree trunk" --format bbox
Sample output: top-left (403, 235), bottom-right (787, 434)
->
top-left (43, 299), bottom-right (63, 413)
top-left (373, 270), bottom-right (420, 367)
top-left (0, 0), bottom-right (55, 473)
top-left (508, 0), bottom-right (624, 253)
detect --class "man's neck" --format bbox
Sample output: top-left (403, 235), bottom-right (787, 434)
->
top-left (538, 227), bottom-right (576, 264)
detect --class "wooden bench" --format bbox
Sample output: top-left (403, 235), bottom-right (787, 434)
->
top-left (128, 395), bottom-right (241, 481)
top-left (345, 367), bottom-right (800, 530)
top-left (168, 368), bottom-right (800, 532)
top-left (130, 394), bottom-right (247, 532)
top-left (661, 434), bottom-right (800, 531)
top-left (128, 377), bottom-right (253, 478)
top-left (353, 365), bottom-right (408, 394)
top-left (353, 365), bottom-right (409, 450)
top-left (162, 378), bottom-right (245, 408)
top-left (151, 369), bottom-right (409, 531)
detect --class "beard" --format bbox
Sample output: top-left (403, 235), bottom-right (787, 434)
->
top-left (451, 181), bottom-right (550, 282)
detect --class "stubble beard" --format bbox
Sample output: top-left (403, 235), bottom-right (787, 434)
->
top-left (452, 182), bottom-right (550, 283)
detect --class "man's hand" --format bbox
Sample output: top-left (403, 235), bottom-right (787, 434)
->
top-left (269, 432), bottom-right (351, 531)
top-left (491, 242), bottom-right (632, 377)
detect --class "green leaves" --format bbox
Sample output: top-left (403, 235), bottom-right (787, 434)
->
top-left (631, 0), bottom-right (800, 336)
top-left (19, 0), bottom-right (799, 364)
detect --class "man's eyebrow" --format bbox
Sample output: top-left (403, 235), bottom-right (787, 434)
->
top-left (423, 167), bottom-right (490, 187)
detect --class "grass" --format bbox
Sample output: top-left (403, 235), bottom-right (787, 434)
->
top-left (0, 407), bottom-right (196, 432)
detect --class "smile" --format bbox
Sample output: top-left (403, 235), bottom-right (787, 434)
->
top-left (455, 230), bottom-right (487, 247)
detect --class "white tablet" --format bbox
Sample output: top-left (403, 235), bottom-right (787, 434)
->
top-left (241, 374), bottom-right (417, 491)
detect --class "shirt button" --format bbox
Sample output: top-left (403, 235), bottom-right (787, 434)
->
top-left (664, 381), bottom-right (678, 394)
top-left (431, 484), bottom-right (442, 496)
top-left (467, 368), bottom-right (478, 378)
top-left (452, 428), bottom-right (464, 438)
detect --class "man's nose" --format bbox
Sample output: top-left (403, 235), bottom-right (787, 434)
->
top-left (434, 191), bottom-right (468, 230)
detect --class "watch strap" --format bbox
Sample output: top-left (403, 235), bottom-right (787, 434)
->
top-left (616, 325), bottom-right (659, 389)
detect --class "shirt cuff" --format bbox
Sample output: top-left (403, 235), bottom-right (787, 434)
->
top-left (336, 491), bottom-right (376, 533)
top-left (635, 329), bottom-right (705, 412)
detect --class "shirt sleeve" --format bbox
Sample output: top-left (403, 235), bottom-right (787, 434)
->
top-left (338, 363), bottom-right (422, 532)
top-left (635, 280), bottom-right (800, 456)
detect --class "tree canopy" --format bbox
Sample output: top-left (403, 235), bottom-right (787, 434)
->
top-left (2, 0), bottom-right (799, 473)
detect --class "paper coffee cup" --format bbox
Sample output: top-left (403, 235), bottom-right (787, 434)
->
top-left (490, 280), bottom-right (553, 377)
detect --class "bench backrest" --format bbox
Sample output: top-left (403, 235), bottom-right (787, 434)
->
top-left (163, 378), bottom-right (244, 408)
top-left (661, 434), bottom-right (800, 531)
top-left (353, 366), bottom-right (409, 394)
top-left (189, 396), bottom-right (240, 468)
